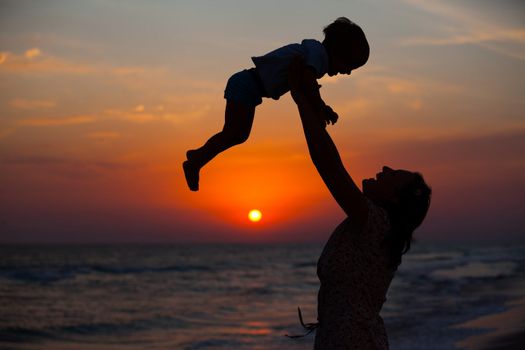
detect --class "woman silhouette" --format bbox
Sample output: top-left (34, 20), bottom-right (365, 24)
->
top-left (288, 56), bottom-right (431, 349)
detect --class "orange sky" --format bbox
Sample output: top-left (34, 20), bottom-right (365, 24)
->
top-left (1, 1), bottom-right (524, 243)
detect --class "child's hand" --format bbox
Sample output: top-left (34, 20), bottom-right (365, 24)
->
top-left (324, 105), bottom-right (339, 125)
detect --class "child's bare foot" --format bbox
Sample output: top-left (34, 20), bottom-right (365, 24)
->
top-left (183, 160), bottom-right (199, 191)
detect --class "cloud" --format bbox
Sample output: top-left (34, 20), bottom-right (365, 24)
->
top-left (111, 66), bottom-right (148, 76)
top-left (104, 108), bottom-right (156, 123)
top-left (319, 74), bottom-right (348, 85)
top-left (24, 48), bottom-right (42, 59)
top-left (386, 80), bottom-right (420, 95)
top-left (86, 131), bottom-right (121, 140)
top-left (1, 154), bottom-right (141, 179)
top-left (0, 128), bottom-right (15, 139)
top-left (2, 155), bottom-right (66, 166)
top-left (10, 98), bottom-right (56, 110)
top-left (371, 126), bottom-right (525, 171)
top-left (18, 115), bottom-right (96, 127)
top-left (363, 74), bottom-right (463, 96)
top-left (333, 97), bottom-right (373, 119)
top-left (159, 108), bottom-right (212, 124)
top-left (103, 104), bottom-right (212, 124)
top-left (328, 74), bottom-right (464, 119)
top-left (401, 0), bottom-right (525, 60)
top-left (0, 49), bottom-right (96, 75)
top-left (0, 48), bottom-right (169, 80)
top-left (402, 29), bottom-right (525, 46)
top-left (407, 99), bottom-right (423, 111)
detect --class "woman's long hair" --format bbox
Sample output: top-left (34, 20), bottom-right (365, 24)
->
top-left (383, 173), bottom-right (432, 268)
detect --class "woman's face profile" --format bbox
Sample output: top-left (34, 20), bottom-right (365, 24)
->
top-left (363, 166), bottom-right (415, 204)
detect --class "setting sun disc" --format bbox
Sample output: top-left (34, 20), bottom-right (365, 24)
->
top-left (248, 209), bottom-right (262, 222)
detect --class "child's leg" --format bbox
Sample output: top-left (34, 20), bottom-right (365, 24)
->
top-left (183, 100), bottom-right (255, 191)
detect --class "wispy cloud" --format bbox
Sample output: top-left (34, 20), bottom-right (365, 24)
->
top-left (133, 104), bottom-right (145, 112)
top-left (0, 48), bottom-right (96, 75)
top-left (159, 108), bottom-right (212, 124)
top-left (319, 74), bottom-right (348, 85)
top-left (1, 154), bottom-right (141, 179)
top-left (402, 29), bottom-right (525, 47)
top-left (104, 103), bottom-right (212, 125)
top-left (86, 131), bottom-right (121, 140)
top-left (24, 48), bottom-right (42, 59)
top-left (360, 73), bottom-right (464, 96)
top-left (0, 128), bottom-right (15, 139)
top-left (104, 108), bottom-right (156, 123)
top-left (10, 98), bottom-right (56, 110)
top-left (406, 99), bottom-right (423, 111)
top-left (333, 97), bottom-right (373, 119)
top-left (401, 0), bottom-right (525, 60)
top-left (18, 115), bottom-right (96, 127)
top-left (376, 126), bottom-right (525, 173)
top-left (342, 74), bottom-right (464, 115)
top-left (0, 48), bottom-right (170, 81)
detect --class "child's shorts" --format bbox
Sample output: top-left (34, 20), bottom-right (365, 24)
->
top-left (224, 68), bottom-right (267, 107)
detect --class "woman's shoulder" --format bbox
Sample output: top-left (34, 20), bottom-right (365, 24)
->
top-left (331, 199), bottom-right (390, 240)
top-left (362, 198), bottom-right (391, 237)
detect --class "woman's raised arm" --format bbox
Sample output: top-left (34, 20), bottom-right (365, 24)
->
top-left (289, 56), bottom-right (368, 226)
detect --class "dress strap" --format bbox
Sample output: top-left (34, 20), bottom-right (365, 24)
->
top-left (285, 307), bottom-right (319, 339)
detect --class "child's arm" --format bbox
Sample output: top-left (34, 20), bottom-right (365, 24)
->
top-left (300, 66), bottom-right (339, 126)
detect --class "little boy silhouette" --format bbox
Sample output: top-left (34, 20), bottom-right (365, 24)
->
top-left (184, 17), bottom-right (369, 191)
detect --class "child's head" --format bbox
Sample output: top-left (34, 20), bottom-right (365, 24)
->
top-left (322, 17), bottom-right (369, 76)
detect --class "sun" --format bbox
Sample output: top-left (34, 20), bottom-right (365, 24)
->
top-left (248, 209), bottom-right (262, 222)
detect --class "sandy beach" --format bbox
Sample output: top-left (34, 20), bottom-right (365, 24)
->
top-left (455, 296), bottom-right (525, 350)
top-left (482, 330), bottom-right (525, 350)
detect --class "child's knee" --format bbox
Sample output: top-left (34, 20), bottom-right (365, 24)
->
top-left (232, 131), bottom-right (250, 145)
top-left (236, 129), bottom-right (250, 144)
top-left (224, 129), bottom-right (250, 145)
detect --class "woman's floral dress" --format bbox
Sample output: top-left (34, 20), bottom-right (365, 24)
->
top-left (314, 200), bottom-right (396, 350)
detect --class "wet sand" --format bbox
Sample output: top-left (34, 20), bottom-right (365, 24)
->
top-left (455, 297), bottom-right (525, 350)
top-left (482, 329), bottom-right (525, 350)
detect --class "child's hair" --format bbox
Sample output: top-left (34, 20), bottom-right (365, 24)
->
top-left (323, 17), bottom-right (370, 68)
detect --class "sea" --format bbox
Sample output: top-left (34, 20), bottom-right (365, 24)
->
top-left (1, 243), bottom-right (524, 350)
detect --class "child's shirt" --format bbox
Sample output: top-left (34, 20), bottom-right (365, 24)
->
top-left (251, 39), bottom-right (329, 100)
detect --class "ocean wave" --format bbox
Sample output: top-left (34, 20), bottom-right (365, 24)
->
top-left (430, 261), bottom-right (517, 280)
top-left (0, 264), bottom-right (213, 283)
top-left (0, 327), bottom-right (56, 343)
top-left (408, 251), bottom-right (464, 262)
top-left (184, 338), bottom-right (242, 350)
top-left (57, 316), bottom-right (188, 335)
top-left (292, 261), bottom-right (317, 268)
top-left (90, 264), bottom-right (212, 274)
top-left (0, 316), bottom-right (190, 342)
top-left (0, 269), bottom-right (81, 284)
top-left (242, 286), bottom-right (276, 296)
